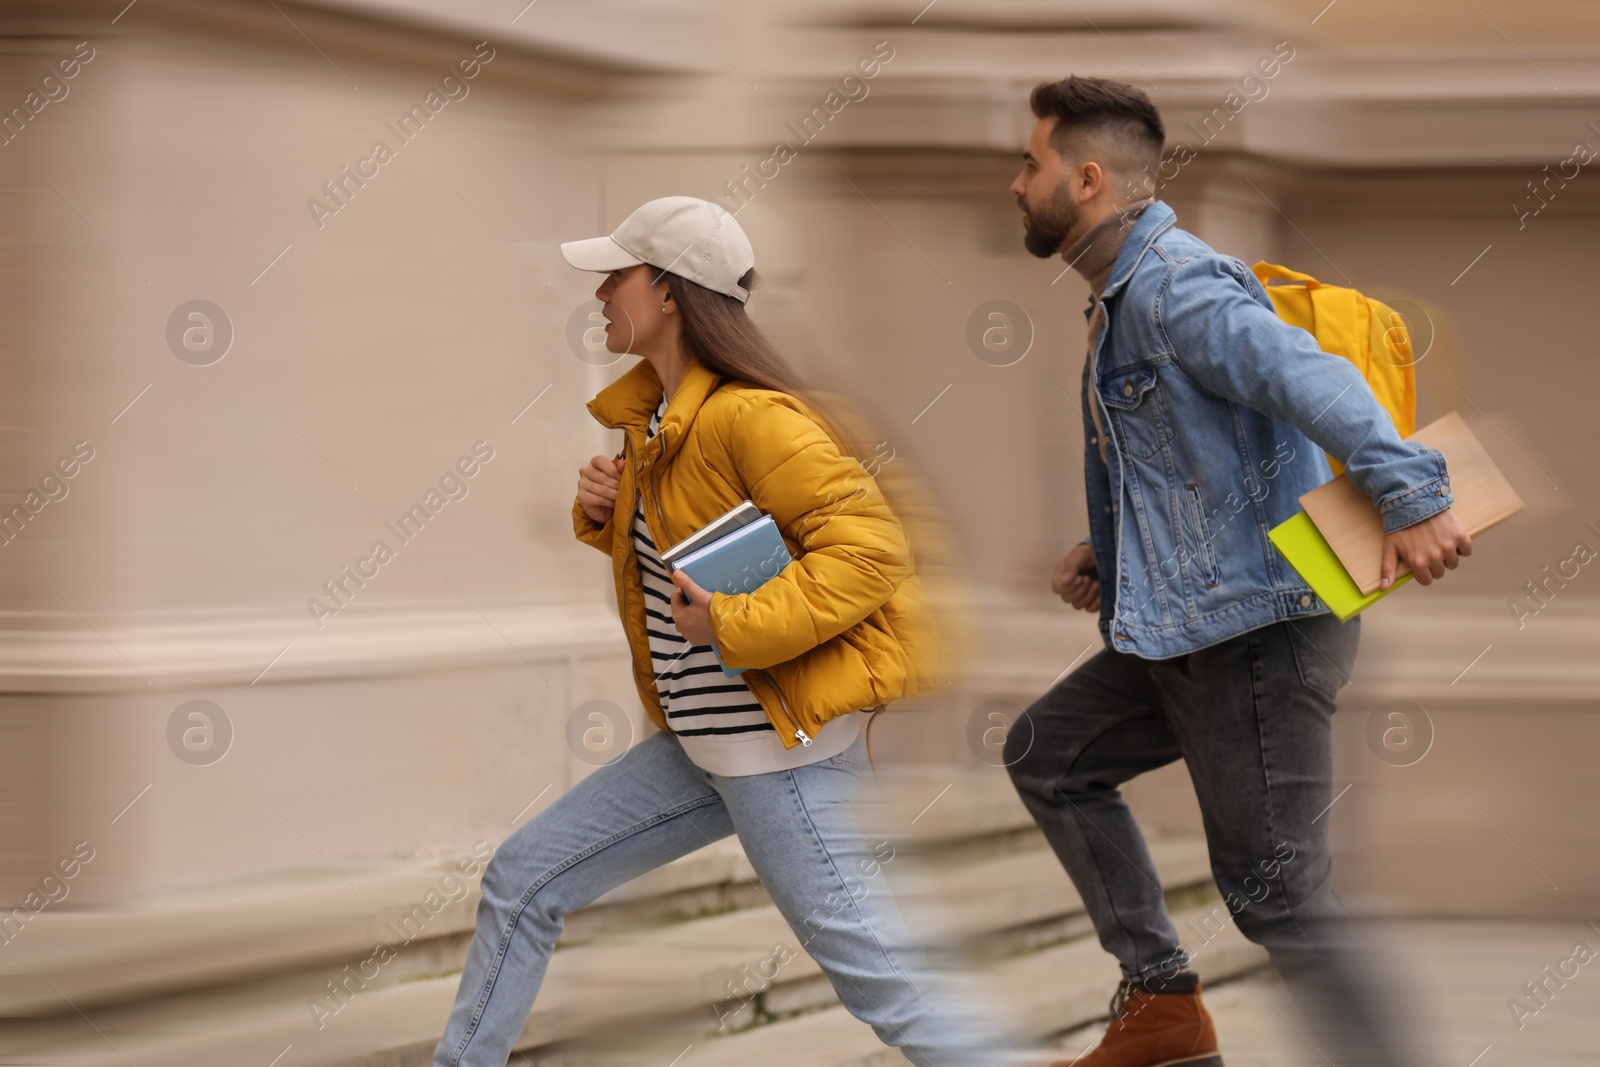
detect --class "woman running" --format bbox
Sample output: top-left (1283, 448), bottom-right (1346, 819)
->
top-left (431, 197), bottom-right (1011, 1067)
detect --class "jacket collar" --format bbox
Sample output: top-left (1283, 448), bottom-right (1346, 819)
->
top-left (1098, 199), bottom-right (1178, 301)
top-left (585, 354), bottom-right (725, 463)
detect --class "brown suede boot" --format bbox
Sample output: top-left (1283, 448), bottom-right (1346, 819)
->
top-left (1050, 974), bottom-right (1223, 1067)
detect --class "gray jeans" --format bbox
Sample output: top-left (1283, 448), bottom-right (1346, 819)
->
top-left (1006, 614), bottom-right (1416, 1066)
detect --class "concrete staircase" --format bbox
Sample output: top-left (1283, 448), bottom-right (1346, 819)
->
top-left (2, 766), bottom-right (1266, 1066)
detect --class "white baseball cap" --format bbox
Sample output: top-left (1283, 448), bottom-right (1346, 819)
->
top-left (561, 196), bottom-right (756, 303)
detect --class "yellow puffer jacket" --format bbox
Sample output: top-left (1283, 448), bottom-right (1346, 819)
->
top-left (571, 354), bottom-right (940, 750)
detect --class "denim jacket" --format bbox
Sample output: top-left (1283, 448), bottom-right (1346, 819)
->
top-left (1078, 200), bottom-right (1453, 659)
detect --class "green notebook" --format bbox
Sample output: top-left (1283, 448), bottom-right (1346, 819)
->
top-left (1268, 511), bottom-right (1412, 622)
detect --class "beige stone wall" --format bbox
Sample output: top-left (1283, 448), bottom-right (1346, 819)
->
top-left (2, 0), bottom-right (1594, 917)
top-left (0, 1), bottom-right (653, 901)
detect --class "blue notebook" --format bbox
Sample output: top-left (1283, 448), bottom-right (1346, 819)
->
top-left (670, 514), bottom-right (792, 676)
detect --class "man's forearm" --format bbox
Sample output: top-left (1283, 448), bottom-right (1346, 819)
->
top-left (1160, 256), bottom-right (1453, 533)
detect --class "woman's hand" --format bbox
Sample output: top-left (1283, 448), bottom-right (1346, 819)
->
top-left (669, 569), bottom-right (717, 646)
top-left (577, 454), bottom-right (625, 525)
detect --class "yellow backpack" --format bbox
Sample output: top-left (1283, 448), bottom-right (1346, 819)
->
top-left (1251, 262), bottom-right (1417, 477)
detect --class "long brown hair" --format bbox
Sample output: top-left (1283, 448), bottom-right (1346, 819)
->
top-left (662, 268), bottom-right (858, 459)
top-left (662, 267), bottom-right (968, 741)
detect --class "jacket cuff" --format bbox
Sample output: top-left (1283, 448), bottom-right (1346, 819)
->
top-left (572, 496), bottom-right (615, 553)
top-left (709, 591), bottom-right (763, 670)
top-left (1375, 447), bottom-right (1454, 534)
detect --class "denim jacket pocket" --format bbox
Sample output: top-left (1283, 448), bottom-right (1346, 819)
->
top-left (1180, 483), bottom-right (1222, 589)
top-left (1097, 364), bottom-right (1168, 461)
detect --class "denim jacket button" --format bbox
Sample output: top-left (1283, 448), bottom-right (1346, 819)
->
top-left (1104, 505), bottom-right (1112, 513)
top-left (1122, 383), bottom-right (1134, 396)
top-left (1299, 594), bottom-right (1312, 607)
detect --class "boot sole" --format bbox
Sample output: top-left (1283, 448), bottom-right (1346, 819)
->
top-left (1049, 1052), bottom-right (1222, 1067)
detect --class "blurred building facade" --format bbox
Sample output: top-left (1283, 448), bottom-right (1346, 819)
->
top-left (2, 0), bottom-right (1596, 955)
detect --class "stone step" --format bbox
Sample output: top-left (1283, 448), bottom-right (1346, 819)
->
top-left (0, 765), bottom-right (1039, 1019)
top-left (0, 839), bottom-right (759, 1018)
top-left (19, 833), bottom-right (1222, 1067)
top-left (657, 903), bottom-right (1270, 1067)
top-left (903, 837), bottom-right (1213, 946)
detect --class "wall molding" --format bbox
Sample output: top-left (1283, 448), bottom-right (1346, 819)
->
top-left (6, 592), bottom-right (1596, 703)
top-left (0, 602), bottom-right (625, 694)
top-left (961, 590), bottom-right (1600, 706)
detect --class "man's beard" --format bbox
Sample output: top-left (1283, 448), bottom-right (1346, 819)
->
top-left (1021, 185), bottom-right (1081, 259)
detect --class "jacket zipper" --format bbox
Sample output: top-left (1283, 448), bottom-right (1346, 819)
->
top-left (757, 668), bottom-right (812, 747)
top-left (646, 423), bottom-right (811, 749)
top-left (649, 427), bottom-right (670, 544)
top-left (623, 436), bottom-right (667, 725)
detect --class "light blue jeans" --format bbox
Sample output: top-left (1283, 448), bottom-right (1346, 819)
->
top-left (433, 729), bottom-right (1013, 1067)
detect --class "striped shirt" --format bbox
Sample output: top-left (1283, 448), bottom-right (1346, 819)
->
top-left (635, 395), bottom-right (860, 777)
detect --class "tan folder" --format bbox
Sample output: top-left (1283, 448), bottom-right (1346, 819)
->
top-left (1298, 410), bottom-right (1526, 595)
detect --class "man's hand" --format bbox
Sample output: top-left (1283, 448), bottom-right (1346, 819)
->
top-left (1052, 542), bottom-right (1101, 612)
top-left (669, 569), bottom-right (717, 646)
top-left (1380, 507), bottom-right (1472, 589)
top-left (577, 454), bottom-right (625, 525)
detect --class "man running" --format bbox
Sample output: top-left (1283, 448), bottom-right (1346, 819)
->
top-left (1003, 75), bottom-right (1467, 1067)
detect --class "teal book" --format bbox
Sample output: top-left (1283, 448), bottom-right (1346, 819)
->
top-left (670, 514), bottom-right (793, 676)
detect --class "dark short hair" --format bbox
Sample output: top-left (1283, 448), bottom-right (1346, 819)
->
top-left (1029, 76), bottom-right (1164, 170)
